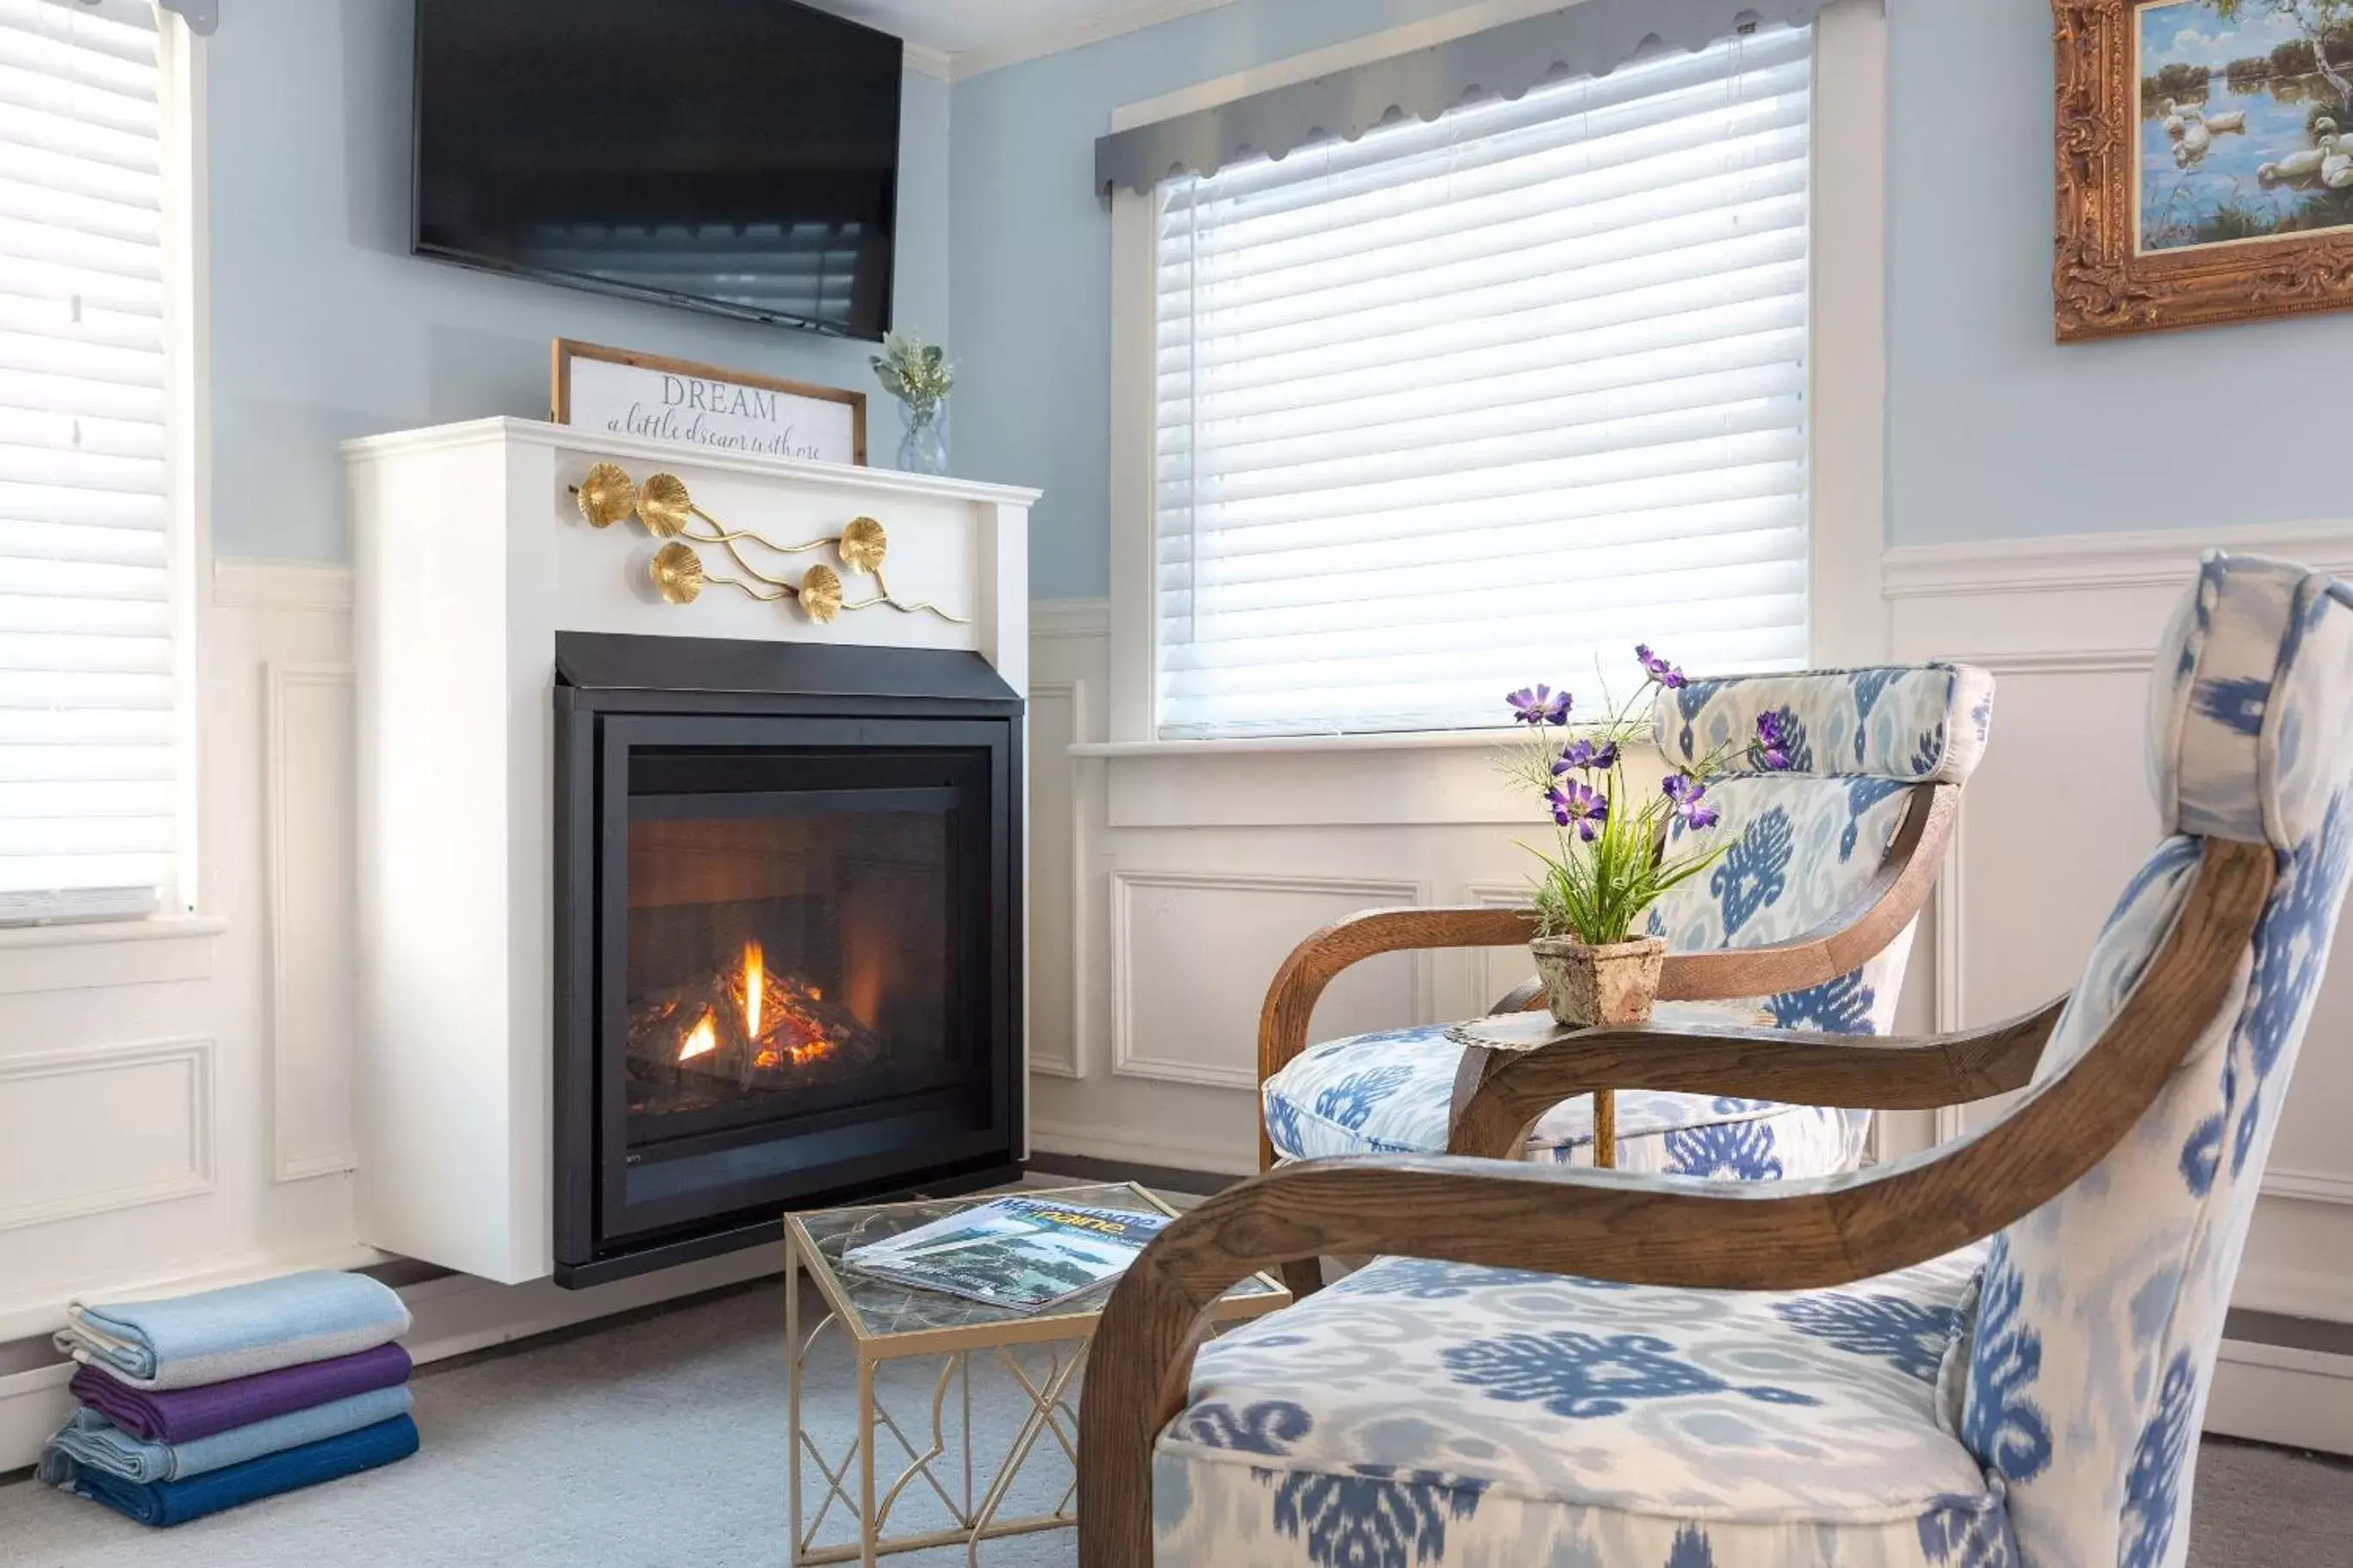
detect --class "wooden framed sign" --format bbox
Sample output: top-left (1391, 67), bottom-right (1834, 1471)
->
top-left (551, 339), bottom-right (867, 464)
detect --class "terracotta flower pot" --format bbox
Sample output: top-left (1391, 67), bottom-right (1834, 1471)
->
top-left (1529, 934), bottom-right (1667, 1027)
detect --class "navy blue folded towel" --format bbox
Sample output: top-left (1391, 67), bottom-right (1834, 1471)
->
top-left (43, 1413), bottom-right (418, 1527)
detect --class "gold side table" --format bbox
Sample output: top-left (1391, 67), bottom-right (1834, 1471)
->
top-left (784, 1181), bottom-right (1289, 1566)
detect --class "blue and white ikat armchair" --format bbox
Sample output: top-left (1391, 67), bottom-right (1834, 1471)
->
top-left (1080, 555), bottom-right (2353, 1568)
top-left (1257, 660), bottom-right (1996, 1199)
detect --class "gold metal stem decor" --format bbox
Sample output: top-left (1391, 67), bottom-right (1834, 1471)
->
top-left (568, 462), bottom-right (971, 627)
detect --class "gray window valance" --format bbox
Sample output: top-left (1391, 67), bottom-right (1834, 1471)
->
top-left (1094, 0), bottom-right (1837, 195)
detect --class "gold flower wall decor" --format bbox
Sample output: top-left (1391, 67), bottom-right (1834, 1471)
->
top-left (568, 462), bottom-right (969, 626)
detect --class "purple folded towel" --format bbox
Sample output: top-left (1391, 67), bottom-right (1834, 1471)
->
top-left (70, 1342), bottom-right (413, 1446)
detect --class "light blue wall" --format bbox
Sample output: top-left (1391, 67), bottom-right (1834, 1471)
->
top-left (1888, 0), bottom-right (2353, 544)
top-left (948, 0), bottom-right (1476, 600)
top-left (206, 0), bottom-right (951, 561)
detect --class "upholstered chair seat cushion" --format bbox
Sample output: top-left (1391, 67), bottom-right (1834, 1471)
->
top-left (1154, 1248), bottom-right (2002, 1567)
top-left (1262, 1014), bottom-right (1864, 1177)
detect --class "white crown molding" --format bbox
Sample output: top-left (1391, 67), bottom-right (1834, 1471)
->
top-left (1882, 520), bottom-right (2353, 599)
top-left (903, 40), bottom-right (952, 78)
top-left (213, 557), bottom-right (355, 611)
top-left (1032, 596), bottom-right (1112, 639)
top-left (953, 0), bottom-right (1241, 82)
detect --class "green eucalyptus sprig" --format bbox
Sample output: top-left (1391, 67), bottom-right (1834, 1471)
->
top-left (870, 332), bottom-right (954, 418)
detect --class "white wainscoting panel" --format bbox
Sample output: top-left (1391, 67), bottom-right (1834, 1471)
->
top-left (1465, 879), bottom-right (1537, 1013)
top-left (1028, 679), bottom-right (1086, 1079)
top-left (1889, 522), bottom-right (2353, 1327)
top-left (265, 661), bottom-right (359, 1181)
top-left (1110, 869), bottom-right (1425, 1089)
top-left (0, 1037), bottom-right (214, 1231)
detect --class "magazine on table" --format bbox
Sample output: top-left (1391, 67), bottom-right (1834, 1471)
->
top-left (841, 1197), bottom-right (1170, 1312)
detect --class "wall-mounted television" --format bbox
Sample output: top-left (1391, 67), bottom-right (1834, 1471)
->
top-left (413, 0), bottom-right (902, 340)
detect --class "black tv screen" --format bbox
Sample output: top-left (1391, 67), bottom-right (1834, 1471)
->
top-left (413, 0), bottom-right (901, 339)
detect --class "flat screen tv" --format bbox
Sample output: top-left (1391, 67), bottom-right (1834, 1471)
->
top-left (413, 0), bottom-right (901, 340)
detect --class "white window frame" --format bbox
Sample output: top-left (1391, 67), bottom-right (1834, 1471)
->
top-left (1104, 0), bottom-right (1886, 750)
top-left (161, 8), bottom-right (206, 917)
top-left (0, 4), bottom-right (208, 926)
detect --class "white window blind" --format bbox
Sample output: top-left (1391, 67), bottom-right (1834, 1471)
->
top-left (1152, 24), bottom-right (1812, 739)
top-left (0, 0), bottom-right (175, 921)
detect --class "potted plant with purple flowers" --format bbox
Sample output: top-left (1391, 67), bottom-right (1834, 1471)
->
top-left (1500, 646), bottom-right (1746, 1026)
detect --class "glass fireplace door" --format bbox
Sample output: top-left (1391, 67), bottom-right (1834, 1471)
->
top-left (624, 789), bottom-right (958, 1138)
top-left (582, 722), bottom-right (1016, 1255)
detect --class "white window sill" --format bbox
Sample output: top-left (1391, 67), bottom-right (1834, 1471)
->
top-left (0, 916), bottom-right (225, 996)
top-left (1068, 728), bottom-right (1520, 760)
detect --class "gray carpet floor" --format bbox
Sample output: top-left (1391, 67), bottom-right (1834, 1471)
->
top-left (0, 1278), bottom-right (2346, 1566)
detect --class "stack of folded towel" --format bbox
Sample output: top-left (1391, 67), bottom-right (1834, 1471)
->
top-left (40, 1270), bottom-right (418, 1527)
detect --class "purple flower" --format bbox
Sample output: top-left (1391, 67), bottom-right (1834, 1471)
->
top-left (1635, 643), bottom-right (1688, 690)
top-left (1506, 685), bottom-right (1573, 726)
top-left (1662, 772), bottom-right (1719, 829)
top-left (1551, 737), bottom-right (1621, 773)
top-left (1754, 710), bottom-right (1793, 771)
top-left (1549, 778), bottom-right (1610, 841)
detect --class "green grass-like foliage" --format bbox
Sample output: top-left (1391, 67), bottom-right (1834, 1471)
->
top-left (1499, 660), bottom-right (1744, 945)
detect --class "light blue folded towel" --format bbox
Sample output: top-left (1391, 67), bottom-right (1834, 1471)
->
top-left (43, 1385), bottom-right (414, 1484)
top-left (54, 1271), bottom-right (412, 1391)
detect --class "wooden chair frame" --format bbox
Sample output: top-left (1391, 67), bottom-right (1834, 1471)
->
top-left (1257, 781), bottom-right (1961, 1162)
top-left (1083, 838), bottom-right (2274, 1568)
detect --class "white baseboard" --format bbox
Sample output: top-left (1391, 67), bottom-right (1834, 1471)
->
top-left (2207, 1338), bottom-right (2353, 1456)
top-left (0, 1362), bottom-right (71, 1476)
top-left (1028, 1115), bottom-right (1254, 1178)
top-left (0, 1245), bottom-right (790, 1473)
top-left (396, 1245), bottom-right (784, 1367)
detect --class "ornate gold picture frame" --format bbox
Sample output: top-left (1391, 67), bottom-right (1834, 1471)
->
top-left (2054, 1), bottom-right (2353, 342)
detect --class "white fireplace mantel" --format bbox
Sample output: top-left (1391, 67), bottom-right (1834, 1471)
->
top-left (344, 417), bottom-right (1037, 1283)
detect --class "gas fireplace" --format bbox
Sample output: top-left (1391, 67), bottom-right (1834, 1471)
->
top-left (552, 631), bottom-right (1022, 1286)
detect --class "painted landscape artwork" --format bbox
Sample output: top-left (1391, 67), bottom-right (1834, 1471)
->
top-left (2137, 0), bottom-right (2353, 253)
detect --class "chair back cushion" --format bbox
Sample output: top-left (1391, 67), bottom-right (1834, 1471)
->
top-left (1646, 665), bottom-right (1993, 1037)
top-left (1960, 555), bottom-right (2353, 1568)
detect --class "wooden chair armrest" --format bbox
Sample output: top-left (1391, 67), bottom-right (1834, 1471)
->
top-left (1482, 784), bottom-right (1963, 1013)
top-left (1078, 838), bottom-right (2274, 1568)
top-left (1447, 995), bottom-right (2066, 1157)
top-left (1256, 906), bottom-right (1537, 1167)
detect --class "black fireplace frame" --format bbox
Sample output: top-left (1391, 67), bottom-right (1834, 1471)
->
top-left (552, 631), bottom-right (1024, 1287)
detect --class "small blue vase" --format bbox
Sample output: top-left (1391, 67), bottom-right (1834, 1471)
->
top-left (896, 401), bottom-right (947, 475)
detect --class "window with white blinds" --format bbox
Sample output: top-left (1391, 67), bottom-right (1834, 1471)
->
top-left (1152, 24), bottom-right (1812, 739)
top-left (0, 0), bottom-right (177, 921)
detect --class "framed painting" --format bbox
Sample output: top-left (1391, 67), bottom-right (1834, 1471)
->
top-left (2055, 0), bottom-right (2353, 340)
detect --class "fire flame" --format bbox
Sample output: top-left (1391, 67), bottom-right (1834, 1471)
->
top-left (663, 940), bottom-right (840, 1073)
top-left (676, 1008), bottom-right (718, 1062)
top-left (743, 941), bottom-right (764, 1042)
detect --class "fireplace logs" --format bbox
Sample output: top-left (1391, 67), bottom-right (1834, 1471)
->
top-left (625, 940), bottom-right (885, 1116)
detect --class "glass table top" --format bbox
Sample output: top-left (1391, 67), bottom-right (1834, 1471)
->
top-left (786, 1181), bottom-right (1286, 1346)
